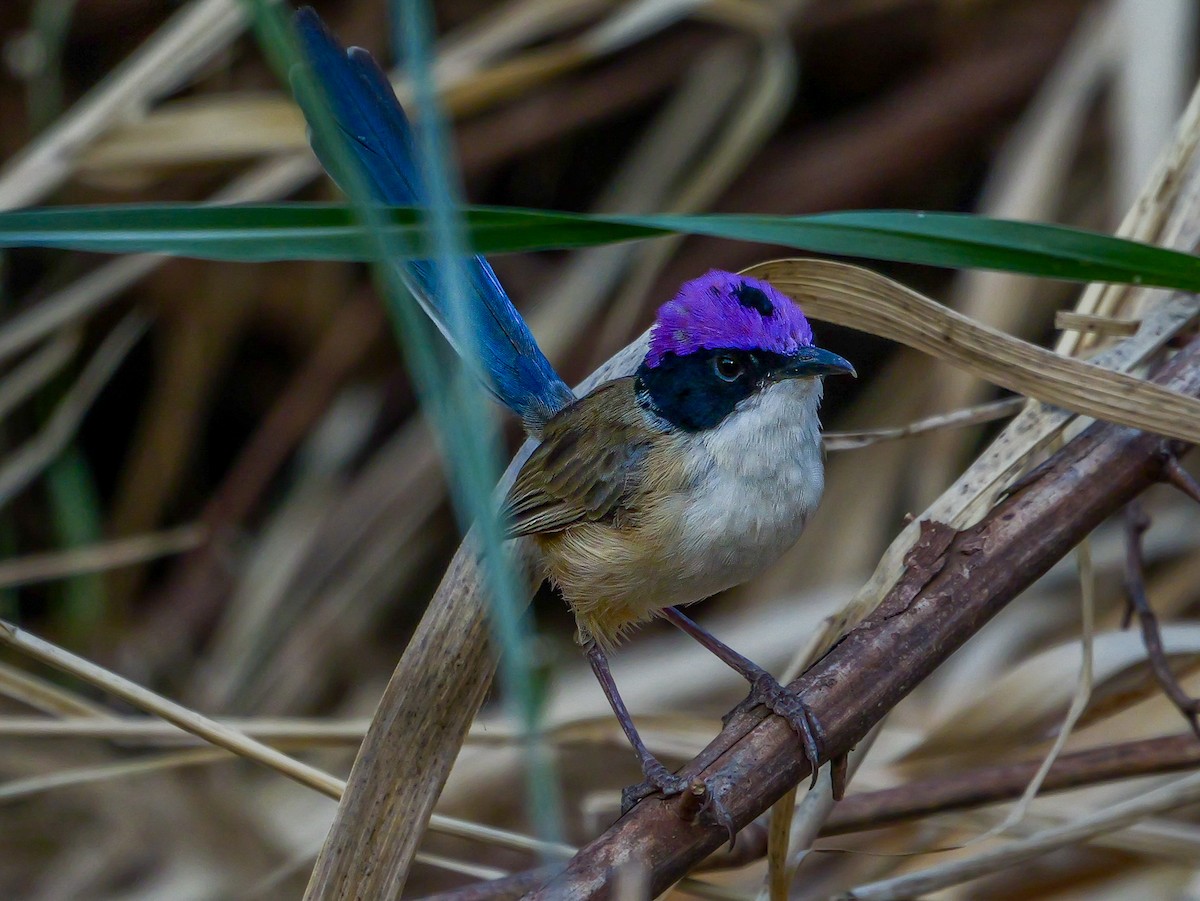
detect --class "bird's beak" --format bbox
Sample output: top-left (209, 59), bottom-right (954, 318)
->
top-left (775, 346), bottom-right (857, 380)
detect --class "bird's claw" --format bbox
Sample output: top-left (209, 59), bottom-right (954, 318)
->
top-left (621, 759), bottom-right (692, 814)
top-left (621, 768), bottom-right (737, 844)
top-left (748, 674), bottom-right (827, 789)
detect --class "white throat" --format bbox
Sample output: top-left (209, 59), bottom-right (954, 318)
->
top-left (668, 377), bottom-right (827, 601)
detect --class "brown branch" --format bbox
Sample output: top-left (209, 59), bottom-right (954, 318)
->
top-left (418, 731), bottom-right (1200, 900)
top-left (415, 865), bottom-right (560, 901)
top-left (526, 339), bottom-right (1200, 898)
top-left (823, 732), bottom-right (1200, 836)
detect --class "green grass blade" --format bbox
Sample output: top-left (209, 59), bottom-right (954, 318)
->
top-left (0, 204), bottom-right (1197, 291)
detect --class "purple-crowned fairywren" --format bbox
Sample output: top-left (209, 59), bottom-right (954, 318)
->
top-left (505, 270), bottom-right (854, 810)
top-left (294, 8), bottom-right (855, 821)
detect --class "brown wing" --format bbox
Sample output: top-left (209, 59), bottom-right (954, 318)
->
top-left (504, 379), bottom-right (654, 538)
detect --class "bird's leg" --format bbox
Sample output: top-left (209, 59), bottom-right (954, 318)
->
top-left (584, 641), bottom-right (689, 803)
top-left (661, 606), bottom-right (842, 797)
top-left (586, 640), bottom-right (736, 836)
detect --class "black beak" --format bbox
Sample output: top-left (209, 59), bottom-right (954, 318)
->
top-left (775, 346), bottom-right (856, 380)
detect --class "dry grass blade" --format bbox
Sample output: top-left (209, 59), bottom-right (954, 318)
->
top-left (0, 313), bottom-right (148, 510)
top-left (0, 0), bottom-right (247, 208)
top-left (0, 618), bottom-right (346, 799)
top-left (983, 538), bottom-right (1096, 839)
top-left (0, 330), bottom-right (80, 420)
top-left (0, 525), bottom-right (205, 590)
top-left (761, 726), bottom-right (882, 899)
top-left (0, 716), bottom-right (368, 743)
top-left (77, 96), bottom-right (308, 176)
top-left (410, 852), bottom-right (510, 884)
top-left (0, 758), bottom-right (555, 889)
top-left (764, 786), bottom-right (796, 901)
top-left (75, 0), bottom-right (718, 177)
top-left (842, 767), bottom-right (1200, 900)
top-left (0, 661), bottom-right (110, 718)
top-left (0, 622), bottom-right (569, 859)
top-left (744, 258), bottom-right (1200, 444)
top-left (0, 747), bottom-right (228, 803)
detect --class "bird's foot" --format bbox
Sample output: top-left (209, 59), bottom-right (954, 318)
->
top-left (621, 764), bottom-right (736, 842)
top-left (621, 758), bottom-right (691, 812)
top-left (747, 674), bottom-right (845, 797)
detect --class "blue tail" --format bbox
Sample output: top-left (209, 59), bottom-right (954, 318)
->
top-left (292, 7), bottom-right (574, 430)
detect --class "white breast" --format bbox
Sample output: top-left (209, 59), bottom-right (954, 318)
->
top-left (664, 377), bottom-right (826, 602)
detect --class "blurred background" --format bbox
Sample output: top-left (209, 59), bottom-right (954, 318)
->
top-left (1, 0), bottom-right (1200, 898)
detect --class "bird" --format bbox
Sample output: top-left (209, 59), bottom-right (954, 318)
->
top-left (293, 8), bottom-right (856, 818)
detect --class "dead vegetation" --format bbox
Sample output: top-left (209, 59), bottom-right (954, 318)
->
top-left (3, 1), bottom-right (1200, 899)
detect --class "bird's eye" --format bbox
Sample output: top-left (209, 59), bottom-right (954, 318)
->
top-left (713, 354), bottom-right (743, 382)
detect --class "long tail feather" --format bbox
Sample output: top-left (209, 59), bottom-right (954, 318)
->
top-left (292, 7), bottom-right (574, 430)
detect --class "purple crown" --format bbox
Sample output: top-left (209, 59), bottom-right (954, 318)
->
top-left (645, 270), bottom-right (814, 368)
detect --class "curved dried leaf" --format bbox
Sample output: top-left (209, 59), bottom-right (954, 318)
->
top-left (744, 258), bottom-right (1200, 444)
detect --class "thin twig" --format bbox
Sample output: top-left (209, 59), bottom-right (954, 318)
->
top-left (823, 397), bottom-right (1024, 451)
top-left (1163, 454), bottom-right (1200, 504)
top-left (978, 535), bottom-right (1096, 841)
top-left (1121, 499), bottom-right (1200, 736)
top-left (1055, 310), bottom-right (1141, 336)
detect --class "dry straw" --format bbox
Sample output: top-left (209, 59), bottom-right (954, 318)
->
top-left (7, 1), bottom-right (1200, 898)
top-left (307, 14), bottom-right (1200, 901)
